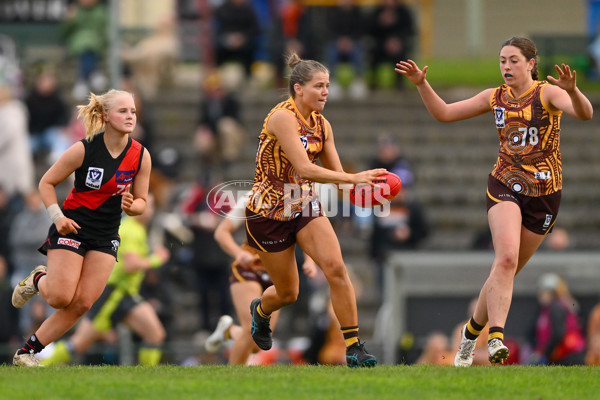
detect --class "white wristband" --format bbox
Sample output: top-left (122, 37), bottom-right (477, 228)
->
top-left (47, 204), bottom-right (65, 224)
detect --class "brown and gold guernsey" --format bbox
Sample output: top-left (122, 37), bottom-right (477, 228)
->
top-left (489, 81), bottom-right (562, 197)
top-left (247, 97), bottom-right (328, 221)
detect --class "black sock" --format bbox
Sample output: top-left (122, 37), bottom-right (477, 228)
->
top-left (17, 334), bottom-right (45, 355)
top-left (465, 317), bottom-right (485, 340)
top-left (33, 271), bottom-right (46, 291)
top-left (488, 326), bottom-right (504, 343)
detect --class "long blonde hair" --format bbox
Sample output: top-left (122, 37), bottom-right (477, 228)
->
top-left (76, 89), bottom-right (134, 141)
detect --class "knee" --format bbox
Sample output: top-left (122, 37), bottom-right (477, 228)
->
top-left (321, 259), bottom-right (349, 284)
top-left (276, 287), bottom-right (299, 306)
top-left (149, 326), bottom-right (166, 345)
top-left (67, 297), bottom-right (95, 318)
top-left (45, 292), bottom-right (74, 310)
top-left (493, 252), bottom-right (519, 275)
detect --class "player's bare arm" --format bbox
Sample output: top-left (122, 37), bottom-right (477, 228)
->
top-left (123, 149), bottom-right (151, 216)
top-left (396, 60), bottom-right (492, 122)
top-left (268, 110), bottom-right (386, 185)
top-left (39, 141), bottom-right (85, 235)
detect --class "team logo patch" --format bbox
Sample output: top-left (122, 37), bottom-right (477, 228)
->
top-left (300, 135), bottom-right (308, 150)
top-left (494, 107), bottom-right (505, 128)
top-left (85, 167), bottom-right (104, 190)
top-left (111, 239), bottom-right (120, 252)
top-left (58, 237), bottom-right (81, 249)
top-left (543, 214), bottom-right (553, 228)
top-left (115, 170), bottom-right (135, 184)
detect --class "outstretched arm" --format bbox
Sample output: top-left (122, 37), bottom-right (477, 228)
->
top-left (545, 63), bottom-right (593, 120)
top-left (395, 60), bottom-right (492, 122)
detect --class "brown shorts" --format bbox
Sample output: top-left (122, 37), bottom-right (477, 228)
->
top-left (229, 264), bottom-right (273, 292)
top-left (245, 203), bottom-right (323, 252)
top-left (486, 174), bottom-right (561, 235)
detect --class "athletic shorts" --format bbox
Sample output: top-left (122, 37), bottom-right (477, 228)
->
top-left (87, 285), bottom-right (143, 332)
top-left (38, 224), bottom-right (120, 259)
top-left (486, 174), bottom-right (561, 235)
top-left (245, 202), bottom-right (323, 253)
top-left (229, 264), bottom-right (273, 292)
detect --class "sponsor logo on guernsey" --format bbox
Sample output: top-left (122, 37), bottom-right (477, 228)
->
top-left (85, 167), bottom-right (104, 189)
top-left (534, 171), bottom-right (551, 180)
top-left (494, 107), bottom-right (506, 128)
top-left (115, 170), bottom-right (135, 183)
top-left (543, 214), bottom-right (553, 228)
top-left (300, 135), bottom-right (309, 150)
top-left (58, 238), bottom-right (81, 249)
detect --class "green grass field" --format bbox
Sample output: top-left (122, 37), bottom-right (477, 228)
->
top-left (1, 364), bottom-right (598, 400)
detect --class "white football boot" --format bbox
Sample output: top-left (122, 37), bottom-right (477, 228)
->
top-left (13, 351), bottom-right (42, 367)
top-left (488, 338), bottom-right (510, 364)
top-left (454, 324), bottom-right (477, 367)
top-left (205, 315), bottom-right (233, 353)
top-left (12, 265), bottom-right (46, 308)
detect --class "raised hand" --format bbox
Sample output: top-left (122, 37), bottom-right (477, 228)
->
top-left (547, 63), bottom-right (576, 93)
top-left (395, 59), bottom-right (429, 85)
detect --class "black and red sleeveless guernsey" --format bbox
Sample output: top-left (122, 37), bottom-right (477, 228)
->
top-left (62, 132), bottom-right (145, 241)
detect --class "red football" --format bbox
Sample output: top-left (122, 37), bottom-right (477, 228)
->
top-left (349, 172), bottom-right (402, 208)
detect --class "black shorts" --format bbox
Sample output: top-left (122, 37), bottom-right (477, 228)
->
top-left (245, 202), bottom-right (323, 253)
top-left (486, 174), bottom-right (561, 235)
top-left (87, 285), bottom-right (143, 332)
top-left (229, 264), bottom-right (273, 291)
top-left (38, 224), bottom-right (120, 259)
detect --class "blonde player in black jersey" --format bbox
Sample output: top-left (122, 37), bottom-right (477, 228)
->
top-left (246, 53), bottom-right (386, 367)
top-left (11, 89), bottom-right (151, 366)
top-left (396, 36), bottom-right (593, 366)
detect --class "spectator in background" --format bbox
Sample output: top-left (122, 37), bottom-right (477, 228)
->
top-left (122, 15), bottom-right (180, 101)
top-left (0, 186), bottom-right (16, 273)
top-left (9, 191), bottom-right (51, 337)
top-left (180, 181), bottom-right (232, 332)
top-left (585, 301), bottom-right (600, 365)
top-left (60, 0), bottom-right (108, 99)
top-left (193, 69), bottom-right (245, 173)
top-left (325, 0), bottom-right (367, 99)
top-left (24, 68), bottom-right (71, 165)
top-left (0, 256), bottom-right (20, 363)
top-left (528, 273), bottom-right (586, 365)
top-left (0, 79), bottom-right (35, 202)
top-left (214, 0), bottom-right (260, 79)
top-left (416, 332), bottom-right (453, 365)
top-left (368, 135), bottom-right (427, 293)
top-left (367, 0), bottom-right (415, 89)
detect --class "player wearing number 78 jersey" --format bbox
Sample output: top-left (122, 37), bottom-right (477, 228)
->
top-left (11, 89), bottom-right (151, 367)
top-left (395, 36), bottom-right (592, 366)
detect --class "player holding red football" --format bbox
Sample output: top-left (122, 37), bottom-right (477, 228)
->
top-left (245, 52), bottom-right (385, 367)
top-left (396, 36), bottom-right (592, 366)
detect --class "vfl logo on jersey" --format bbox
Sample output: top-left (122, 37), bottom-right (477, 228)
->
top-left (543, 214), bottom-right (553, 228)
top-left (85, 167), bottom-right (104, 190)
top-left (494, 107), bottom-right (506, 128)
top-left (300, 135), bottom-right (309, 150)
top-left (58, 238), bottom-right (81, 249)
top-left (115, 170), bottom-right (135, 184)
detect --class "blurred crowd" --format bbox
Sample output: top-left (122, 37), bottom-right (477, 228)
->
top-left (0, 0), bottom-right (599, 367)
